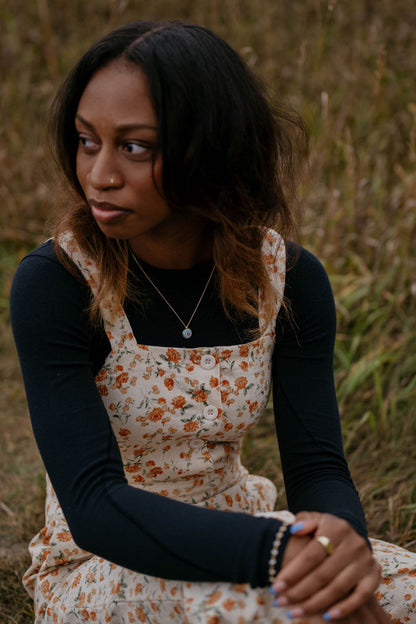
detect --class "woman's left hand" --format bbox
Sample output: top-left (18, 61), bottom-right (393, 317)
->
top-left (272, 511), bottom-right (382, 620)
top-left (279, 597), bottom-right (390, 624)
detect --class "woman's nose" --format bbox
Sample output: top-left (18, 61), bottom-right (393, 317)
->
top-left (88, 148), bottom-right (122, 190)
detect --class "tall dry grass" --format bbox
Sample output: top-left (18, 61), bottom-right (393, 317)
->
top-left (1, 1), bottom-right (415, 621)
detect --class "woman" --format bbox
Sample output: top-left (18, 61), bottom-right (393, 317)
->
top-left (10, 20), bottom-right (415, 624)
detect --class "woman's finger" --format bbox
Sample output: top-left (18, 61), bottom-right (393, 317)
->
top-left (322, 596), bottom-right (390, 623)
top-left (287, 558), bottom-right (380, 617)
top-left (331, 600), bottom-right (385, 624)
top-left (275, 541), bottom-right (379, 608)
top-left (318, 569), bottom-right (386, 622)
top-left (272, 533), bottom-right (330, 592)
top-left (289, 511), bottom-right (322, 537)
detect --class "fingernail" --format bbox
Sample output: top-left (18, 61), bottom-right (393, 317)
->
top-left (285, 611), bottom-right (293, 620)
top-left (272, 580), bottom-right (287, 593)
top-left (290, 522), bottom-right (304, 534)
top-left (287, 607), bottom-right (304, 618)
top-left (268, 585), bottom-right (277, 596)
top-left (275, 596), bottom-right (289, 607)
top-left (324, 608), bottom-right (341, 621)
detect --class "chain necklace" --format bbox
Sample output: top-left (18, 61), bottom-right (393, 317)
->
top-left (131, 252), bottom-right (215, 339)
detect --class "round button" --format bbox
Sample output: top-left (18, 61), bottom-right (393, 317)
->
top-left (201, 354), bottom-right (216, 370)
top-left (203, 405), bottom-right (219, 420)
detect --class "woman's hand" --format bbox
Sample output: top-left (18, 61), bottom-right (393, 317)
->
top-left (271, 512), bottom-right (383, 620)
top-left (278, 598), bottom-right (390, 624)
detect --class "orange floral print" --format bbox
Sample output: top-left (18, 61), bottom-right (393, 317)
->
top-left (164, 377), bottom-right (174, 391)
top-left (172, 396), bottom-right (186, 409)
top-left (223, 598), bottom-right (236, 611)
top-left (206, 590), bottom-right (222, 605)
top-left (134, 605), bottom-right (147, 622)
top-left (132, 474), bottom-right (145, 483)
top-left (118, 428), bottom-right (131, 437)
top-left (115, 372), bottom-right (129, 387)
top-left (190, 351), bottom-right (202, 365)
top-left (125, 465), bottom-right (140, 473)
top-left (40, 578), bottom-right (50, 594)
top-left (221, 389), bottom-right (232, 402)
top-left (166, 348), bottom-right (181, 363)
top-left (148, 407), bottom-right (164, 422)
top-left (183, 420), bottom-right (199, 432)
top-left (149, 466), bottom-right (163, 478)
top-left (193, 388), bottom-right (208, 403)
top-left (221, 349), bottom-right (233, 360)
top-left (235, 376), bottom-right (247, 390)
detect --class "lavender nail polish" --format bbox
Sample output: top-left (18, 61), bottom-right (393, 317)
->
top-left (323, 613), bottom-right (332, 621)
top-left (289, 522), bottom-right (304, 534)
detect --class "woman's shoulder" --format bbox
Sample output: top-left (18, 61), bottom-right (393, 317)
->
top-left (281, 242), bottom-right (336, 330)
top-left (14, 238), bottom-right (83, 283)
top-left (286, 241), bottom-right (331, 287)
top-left (11, 238), bottom-right (89, 310)
top-left (15, 238), bottom-right (62, 273)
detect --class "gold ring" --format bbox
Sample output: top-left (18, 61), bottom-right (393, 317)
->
top-left (315, 535), bottom-right (334, 556)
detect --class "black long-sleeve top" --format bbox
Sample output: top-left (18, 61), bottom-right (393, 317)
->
top-left (10, 239), bottom-right (367, 588)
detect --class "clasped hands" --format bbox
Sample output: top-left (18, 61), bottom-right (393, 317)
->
top-left (271, 512), bottom-right (390, 623)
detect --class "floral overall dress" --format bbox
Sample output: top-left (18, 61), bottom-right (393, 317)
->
top-left (23, 231), bottom-right (416, 623)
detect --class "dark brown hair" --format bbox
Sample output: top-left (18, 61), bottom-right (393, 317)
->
top-left (50, 20), bottom-right (308, 327)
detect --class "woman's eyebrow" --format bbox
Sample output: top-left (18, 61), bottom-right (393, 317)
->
top-left (75, 113), bottom-right (157, 132)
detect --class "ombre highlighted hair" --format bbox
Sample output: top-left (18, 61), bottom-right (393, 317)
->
top-left (50, 20), bottom-right (308, 328)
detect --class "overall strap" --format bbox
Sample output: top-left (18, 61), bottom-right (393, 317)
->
top-left (57, 233), bottom-right (135, 347)
top-left (259, 229), bottom-right (286, 336)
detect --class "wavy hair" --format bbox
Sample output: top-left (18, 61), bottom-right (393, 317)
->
top-left (50, 20), bottom-right (308, 328)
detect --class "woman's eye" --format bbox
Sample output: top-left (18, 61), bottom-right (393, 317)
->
top-left (78, 136), bottom-right (97, 150)
top-left (123, 142), bottom-right (152, 157)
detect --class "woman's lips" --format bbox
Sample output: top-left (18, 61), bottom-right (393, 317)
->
top-left (90, 200), bottom-right (131, 224)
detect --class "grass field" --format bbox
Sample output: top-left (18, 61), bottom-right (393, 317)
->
top-left (1, 1), bottom-right (415, 621)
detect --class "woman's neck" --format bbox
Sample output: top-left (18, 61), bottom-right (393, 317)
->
top-left (128, 220), bottom-right (213, 269)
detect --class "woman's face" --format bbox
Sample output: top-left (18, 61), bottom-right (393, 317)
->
top-left (75, 59), bottom-right (204, 265)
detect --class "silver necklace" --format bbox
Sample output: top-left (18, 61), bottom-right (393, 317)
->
top-left (131, 252), bottom-right (215, 339)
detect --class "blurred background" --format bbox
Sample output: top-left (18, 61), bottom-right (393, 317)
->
top-left (1, 1), bottom-right (415, 621)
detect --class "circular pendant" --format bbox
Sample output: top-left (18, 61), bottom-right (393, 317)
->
top-left (182, 328), bottom-right (192, 339)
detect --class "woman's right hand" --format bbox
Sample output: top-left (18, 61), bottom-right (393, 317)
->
top-left (294, 597), bottom-right (390, 623)
top-left (271, 513), bottom-right (387, 621)
top-left (274, 544), bottom-right (388, 624)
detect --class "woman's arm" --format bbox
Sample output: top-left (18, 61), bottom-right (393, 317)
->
top-left (273, 244), bottom-right (367, 536)
top-left (10, 242), bottom-right (286, 588)
top-left (272, 245), bottom-right (382, 619)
